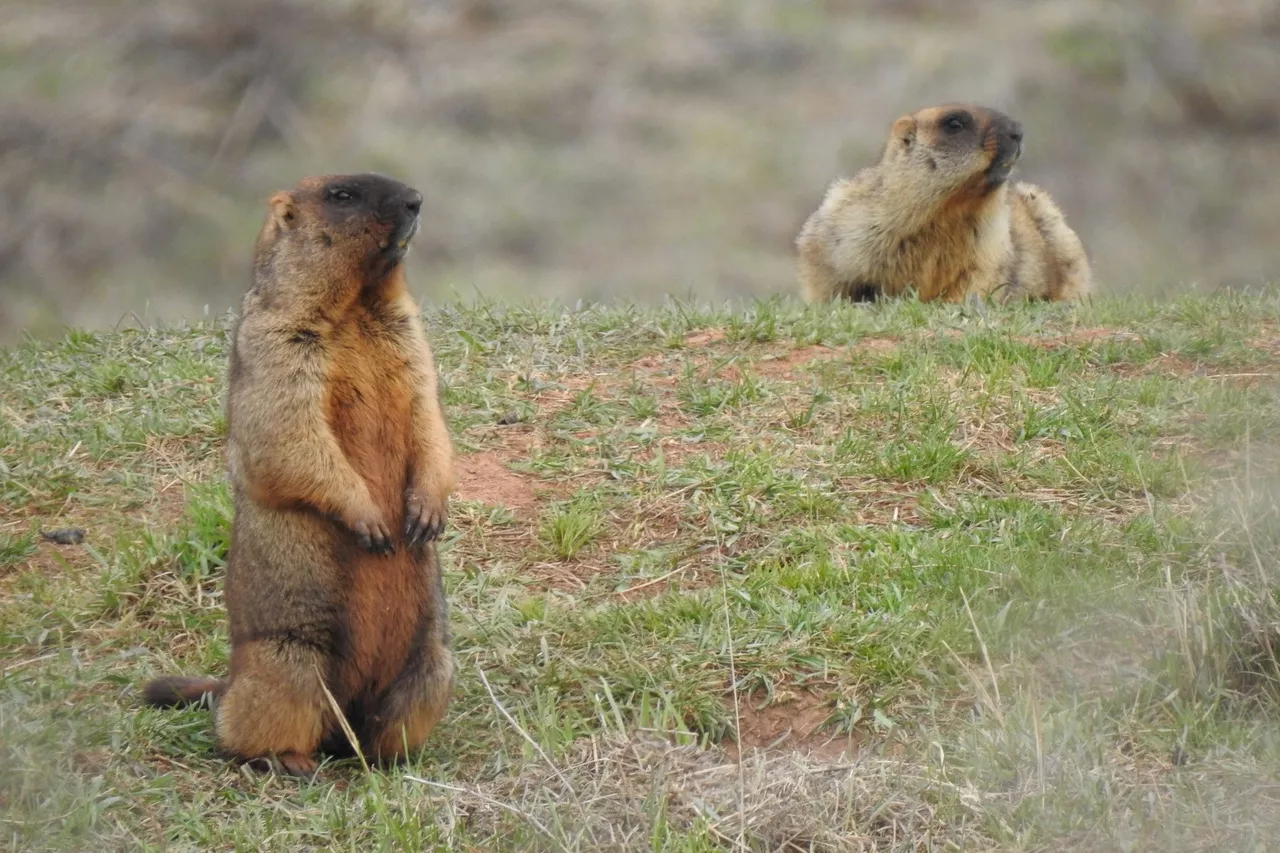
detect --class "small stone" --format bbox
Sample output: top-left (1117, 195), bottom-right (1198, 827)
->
top-left (42, 528), bottom-right (86, 545)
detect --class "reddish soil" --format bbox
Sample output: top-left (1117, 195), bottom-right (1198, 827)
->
top-left (754, 336), bottom-right (899, 379)
top-left (683, 329), bottom-right (728, 347)
top-left (723, 690), bottom-right (859, 761)
top-left (453, 453), bottom-right (538, 513)
top-left (753, 344), bottom-right (836, 377)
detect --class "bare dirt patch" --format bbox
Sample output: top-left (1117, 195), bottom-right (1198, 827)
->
top-left (855, 336), bottom-right (900, 355)
top-left (683, 328), bottom-right (728, 347)
top-left (454, 453), bottom-right (539, 513)
top-left (754, 344), bottom-right (836, 378)
top-left (724, 690), bottom-right (858, 761)
top-left (755, 336), bottom-right (899, 379)
top-left (629, 354), bottom-right (667, 373)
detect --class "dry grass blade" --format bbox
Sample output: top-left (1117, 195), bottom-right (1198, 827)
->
top-left (719, 560), bottom-right (748, 851)
top-left (962, 588), bottom-right (1003, 720)
top-left (314, 663), bottom-right (370, 775)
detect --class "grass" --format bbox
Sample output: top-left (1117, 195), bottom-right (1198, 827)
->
top-left (5, 292), bottom-right (1280, 850)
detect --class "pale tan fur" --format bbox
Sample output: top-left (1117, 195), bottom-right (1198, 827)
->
top-left (796, 104), bottom-right (1091, 304)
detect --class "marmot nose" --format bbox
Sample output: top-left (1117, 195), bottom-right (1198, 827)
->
top-left (403, 190), bottom-right (423, 216)
top-left (1007, 123), bottom-right (1024, 144)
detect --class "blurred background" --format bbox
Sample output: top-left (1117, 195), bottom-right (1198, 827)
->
top-left (1, 0), bottom-right (1278, 344)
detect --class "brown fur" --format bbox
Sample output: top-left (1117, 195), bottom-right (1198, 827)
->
top-left (796, 104), bottom-right (1092, 304)
top-left (143, 173), bottom-right (456, 776)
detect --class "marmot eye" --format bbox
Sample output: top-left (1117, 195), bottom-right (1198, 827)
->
top-left (944, 115), bottom-right (967, 132)
top-left (327, 188), bottom-right (355, 202)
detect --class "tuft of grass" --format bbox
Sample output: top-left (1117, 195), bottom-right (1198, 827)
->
top-left (537, 492), bottom-right (606, 560)
top-left (168, 482), bottom-right (233, 580)
top-left (0, 527), bottom-right (37, 568)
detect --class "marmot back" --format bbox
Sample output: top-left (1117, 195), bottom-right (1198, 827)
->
top-left (142, 173), bottom-right (456, 777)
top-left (796, 104), bottom-right (1091, 304)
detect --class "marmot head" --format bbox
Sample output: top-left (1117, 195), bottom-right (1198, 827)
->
top-left (255, 173), bottom-right (423, 283)
top-left (883, 104), bottom-right (1024, 196)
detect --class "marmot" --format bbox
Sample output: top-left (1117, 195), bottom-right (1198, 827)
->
top-left (796, 104), bottom-right (1091, 304)
top-left (142, 173), bottom-right (456, 776)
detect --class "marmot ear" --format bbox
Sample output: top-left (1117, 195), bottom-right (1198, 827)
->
top-left (891, 116), bottom-right (917, 149)
top-left (268, 192), bottom-right (297, 231)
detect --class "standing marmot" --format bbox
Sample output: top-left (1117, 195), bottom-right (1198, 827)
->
top-left (796, 104), bottom-right (1092, 304)
top-left (143, 173), bottom-right (456, 776)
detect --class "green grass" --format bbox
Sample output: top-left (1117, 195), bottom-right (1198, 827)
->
top-left (6, 293), bottom-right (1280, 850)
